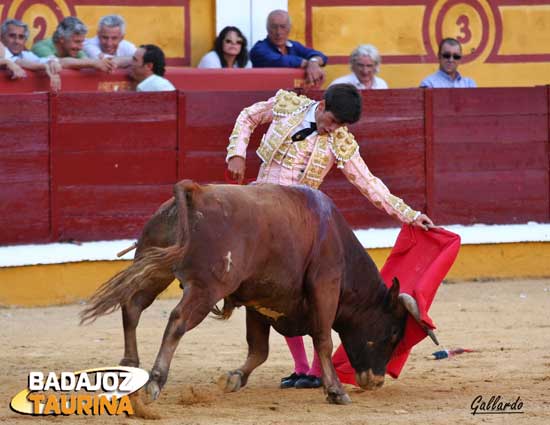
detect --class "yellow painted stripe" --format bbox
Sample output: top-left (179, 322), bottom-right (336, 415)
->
top-left (75, 6), bottom-right (185, 57)
top-left (190, 0), bottom-right (216, 66)
top-left (499, 6), bottom-right (550, 55)
top-left (0, 261), bottom-right (181, 307)
top-left (323, 61), bottom-right (550, 89)
top-left (312, 6), bottom-right (426, 56)
top-left (2, 243), bottom-right (549, 307)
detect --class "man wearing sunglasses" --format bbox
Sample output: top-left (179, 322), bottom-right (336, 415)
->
top-left (420, 38), bottom-right (476, 88)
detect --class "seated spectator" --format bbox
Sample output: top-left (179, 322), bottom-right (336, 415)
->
top-left (130, 44), bottom-right (175, 92)
top-left (329, 44), bottom-right (388, 89)
top-left (250, 9), bottom-right (327, 87)
top-left (1, 18), bottom-right (61, 90)
top-left (32, 16), bottom-right (113, 73)
top-left (84, 14), bottom-right (136, 68)
top-left (198, 26), bottom-right (251, 68)
top-left (420, 38), bottom-right (476, 88)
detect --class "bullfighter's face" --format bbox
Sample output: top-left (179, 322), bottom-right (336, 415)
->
top-left (315, 101), bottom-right (345, 135)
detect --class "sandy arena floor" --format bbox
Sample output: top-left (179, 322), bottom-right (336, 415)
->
top-left (1, 278), bottom-right (549, 424)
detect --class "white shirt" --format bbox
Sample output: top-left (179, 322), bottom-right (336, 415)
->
top-left (136, 74), bottom-right (176, 92)
top-left (197, 50), bottom-right (252, 68)
top-left (329, 73), bottom-right (388, 90)
top-left (83, 36), bottom-right (137, 59)
top-left (5, 49), bottom-right (50, 64)
top-left (291, 103), bottom-right (318, 137)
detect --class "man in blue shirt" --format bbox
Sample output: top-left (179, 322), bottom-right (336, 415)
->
top-left (420, 38), bottom-right (476, 88)
top-left (250, 9), bottom-right (328, 87)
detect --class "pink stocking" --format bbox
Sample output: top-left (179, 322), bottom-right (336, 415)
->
top-left (284, 336), bottom-right (309, 375)
top-left (308, 348), bottom-right (322, 378)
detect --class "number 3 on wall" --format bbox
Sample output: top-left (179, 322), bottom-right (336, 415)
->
top-left (456, 14), bottom-right (472, 44)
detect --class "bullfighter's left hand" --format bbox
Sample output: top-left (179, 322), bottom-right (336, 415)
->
top-left (413, 213), bottom-right (435, 231)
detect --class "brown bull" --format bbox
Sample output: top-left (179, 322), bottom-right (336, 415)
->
top-left (81, 180), bottom-right (436, 404)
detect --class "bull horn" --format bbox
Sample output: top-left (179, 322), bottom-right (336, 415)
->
top-left (398, 293), bottom-right (439, 345)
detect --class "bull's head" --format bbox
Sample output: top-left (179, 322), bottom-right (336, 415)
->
top-left (339, 277), bottom-right (438, 391)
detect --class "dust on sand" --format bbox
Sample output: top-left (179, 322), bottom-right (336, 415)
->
top-left (1, 279), bottom-right (549, 424)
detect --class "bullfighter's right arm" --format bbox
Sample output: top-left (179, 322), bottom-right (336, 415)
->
top-left (226, 96), bottom-right (276, 162)
top-left (330, 128), bottom-right (420, 224)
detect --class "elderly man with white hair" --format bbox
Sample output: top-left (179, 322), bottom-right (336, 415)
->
top-left (330, 44), bottom-right (388, 90)
top-left (250, 9), bottom-right (327, 88)
top-left (84, 14), bottom-right (136, 68)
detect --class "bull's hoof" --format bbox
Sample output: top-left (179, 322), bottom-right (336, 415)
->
top-left (145, 380), bottom-right (161, 403)
top-left (218, 370), bottom-right (243, 393)
top-left (326, 390), bottom-right (352, 405)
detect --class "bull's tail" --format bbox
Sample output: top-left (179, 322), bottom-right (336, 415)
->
top-left (80, 246), bottom-right (184, 324)
top-left (80, 180), bottom-right (198, 325)
top-left (210, 297), bottom-right (236, 320)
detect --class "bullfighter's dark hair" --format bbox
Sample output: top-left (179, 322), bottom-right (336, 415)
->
top-left (213, 26), bottom-right (249, 68)
top-left (324, 84), bottom-right (362, 124)
top-left (438, 37), bottom-right (461, 55)
top-left (140, 44), bottom-right (166, 76)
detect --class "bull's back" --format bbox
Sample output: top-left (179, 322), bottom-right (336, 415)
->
top-left (182, 183), bottom-right (340, 284)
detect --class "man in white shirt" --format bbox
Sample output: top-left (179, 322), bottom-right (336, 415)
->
top-left (84, 15), bottom-right (136, 68)
top-left (330, 44), bottom-right (388, 90)
top-left (130, 44), bottom-right (175, 92)
top-left (0, 18), bottom-right (61, 90)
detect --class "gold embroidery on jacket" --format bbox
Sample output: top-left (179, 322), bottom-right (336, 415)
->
top-left (300, 135), bottom-right (330, 189)
top-left (329, 127), bottom-right (359, 168)
top-left (272, 90), bottom-right (315, 117)
top-left (257, 111), bottom-right (305, 166)
top-left (386, 194), bottom-right (418, 221)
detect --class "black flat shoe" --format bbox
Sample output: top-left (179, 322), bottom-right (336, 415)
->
top-left (280, 372), bottom-right (307, 389)
top-left (294, 375), bottom-right (322, 389)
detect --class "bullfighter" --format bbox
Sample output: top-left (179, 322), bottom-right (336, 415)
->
top-left (226, 83), bottom-right (435, 389)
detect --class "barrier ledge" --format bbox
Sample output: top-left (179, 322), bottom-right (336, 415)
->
top-left (0, 67), bottom-right (305, 93)
top-left (1, 223), bottom-right (549, 307)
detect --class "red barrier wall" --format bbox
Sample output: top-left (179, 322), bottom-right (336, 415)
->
top-left (1, 87), bottom-right (549, 245)
top-left (0, 68), bottom-right (305, 93)
top-left (0, 94), bottom-right (50, 244)
top-left (51, 92), bottom-right (178, 241)
top-left (428, 88), bottom-right (549, 224)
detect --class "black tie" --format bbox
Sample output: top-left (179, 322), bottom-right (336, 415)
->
top-left (291, 122), bottom-right (317, 141)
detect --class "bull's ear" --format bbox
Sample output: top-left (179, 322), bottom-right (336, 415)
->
top-left (388, 277), bottom-right (401, 311)
top-left (390, 277), bottom-right (407, 318)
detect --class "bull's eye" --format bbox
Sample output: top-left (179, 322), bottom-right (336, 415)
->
top-left (391, 329), bottom-right (401, 343)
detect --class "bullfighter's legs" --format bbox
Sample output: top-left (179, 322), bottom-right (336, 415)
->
top-left (220, 308), bottom-right (270, 392)
top-left (284, 336), bottom-right (309, 375)
top-left (120, 275), bottom-right (174, 367)
top-left (309, 350), bottom-right (322, 376)
top-left (282, 337), bottom-right (323, 389)
top-left (146, 283), bottom-right (216, 401)
top-left (280, 336), bottom-right (309, 388)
